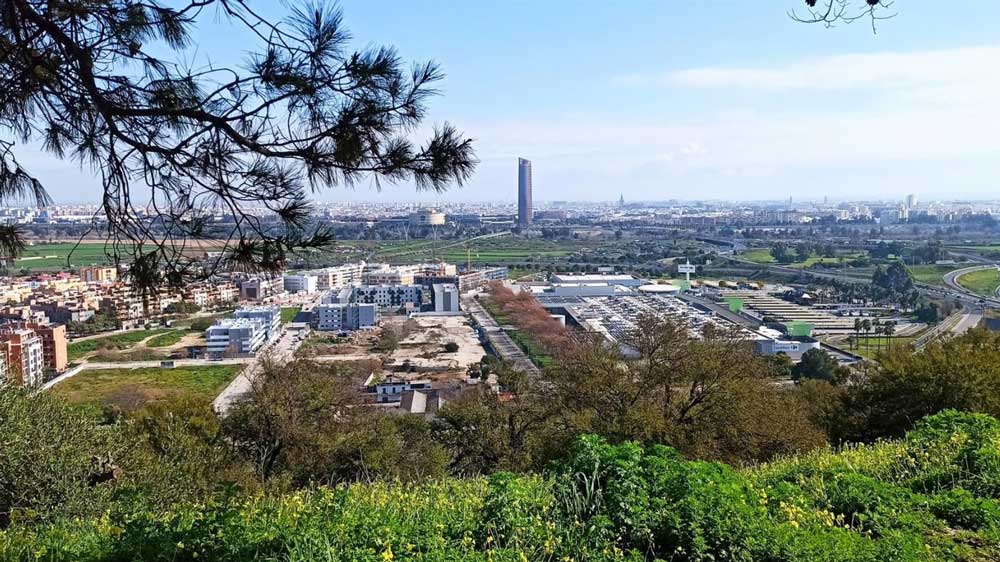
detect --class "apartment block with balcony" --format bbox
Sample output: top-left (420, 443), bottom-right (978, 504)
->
top-left (0, 328), bottom-right (45, 387)
top-left (313, 303), bottom-right (379, 332)
top-left (205, 318), bottom-right (267, 357)
top-left (233, 305), bottom-right (282, 341)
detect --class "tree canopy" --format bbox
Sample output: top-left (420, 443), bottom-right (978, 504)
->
top-left (0, 1), bottom-right (475, 291)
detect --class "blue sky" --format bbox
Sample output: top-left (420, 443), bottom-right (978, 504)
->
top-left (21, 1), bottom-right (1000, 203)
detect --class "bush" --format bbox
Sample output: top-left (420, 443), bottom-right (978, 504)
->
top-left (4, 408), bottom-right (1000, 561)
top-left (444, 341), bottom-right (460, 353)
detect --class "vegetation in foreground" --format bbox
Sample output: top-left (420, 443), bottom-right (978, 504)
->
top-left (2, 404), bottom-right (1000, 562)
top-left (6, 318), bottom-right (1000, 560)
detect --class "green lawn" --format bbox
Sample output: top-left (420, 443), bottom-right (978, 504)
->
top-left (68, 329), bottom-right (172, 361)
top-left (146, 330), bottom-right (185, 348)
top-left (280, 307), bottom-right (302, 323)
top-left (957, 268), bottom-right (1000, 297)
top-left (53, 365), bottom-right (242, 412)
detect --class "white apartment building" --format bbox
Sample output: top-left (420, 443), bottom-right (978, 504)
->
top-left (205, 318), bottom-right (267, 357)
top-left (313, 303), bottom-right (379, 332)
top-left (432, 283), bottom-right (460, 312)
top-left (233, 305), bottom-right (282, 340)
top-left (313, 263), bottom-right (366, 290)
top-left (283, 273), bottom-right (318, 294)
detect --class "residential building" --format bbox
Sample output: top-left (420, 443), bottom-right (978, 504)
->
top-left (362, 265), bottom-right (419, 285)
top-left (415, 266), bottom-right (509, 293)
top-left (432, 283), bottom-right (460, 312)
top-left (518, 157), bottom-right (533, 225)
top-left (233, 305), bottom-right (282, 341)
top-left (313, 303), bottom-right (379, 332)
top-left (15, 322), bottom-right (67, 373)
top-left (239, 277), bottom-right (281, 301)
top-left (283, 273), bottom-right (318, 294)
top-left (79, 266), bottom-right (117, 283)
top-left (205, 318), bottom-right (267, 357)
top-left (352, 284), bottom-right (424, 311)
top-left (370, 376), bottom-right (432, 404)
top-left (0, 328), bottom-right (44, 387)
top-left (313, 263), bottom-right (365, 291)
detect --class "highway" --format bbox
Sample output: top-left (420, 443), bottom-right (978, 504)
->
top-left (721, 254), bottom-right (1000, 309)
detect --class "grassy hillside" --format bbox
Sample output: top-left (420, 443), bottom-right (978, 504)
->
top-left (3, 410), bottom-right (1000, 561)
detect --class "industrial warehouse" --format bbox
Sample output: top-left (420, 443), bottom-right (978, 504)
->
top-left (523, 273), bottom-right (840, 362)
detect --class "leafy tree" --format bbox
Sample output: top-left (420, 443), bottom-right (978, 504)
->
top-left (0, 388), bottom-right (124, 525)
top-left (223, 358), bottom-right (445, 484)
top-left (376, 326), bottom-right (400, 353)
top-left (766, 352), bottom-right (794, 378)
top-left (164, 301), bottom-right (201, 315)
top-left (0, 1), bottom-right (474, 292)
top-left (546, 316), bottom-right (825, 464)
top-left (432, 380), bottom-right (558, 475)
top-left (792, 348), bottom-right (844, 383)
top-left (836, 328), bottom-right (1000, 442)
top-left (915, 301), bottom-right (940, 323)
top-left (770, 242), bottom-right (791, 263)
top-left (795, 242), bottom-right (812, 262)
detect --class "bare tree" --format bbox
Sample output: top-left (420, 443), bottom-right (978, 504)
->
top-left (791, 1), bottom-right (896, 33)
top-left (1, 1), bottom-right (475, 294)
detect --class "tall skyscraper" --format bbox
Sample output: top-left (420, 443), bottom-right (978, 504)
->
top-left (518, 157), bottom-right (533, 225)
top-left (906, 193), bottom-right (918, 209)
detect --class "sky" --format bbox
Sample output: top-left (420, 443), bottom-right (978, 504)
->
top-left (18, 1), bottom-right (1000, 204)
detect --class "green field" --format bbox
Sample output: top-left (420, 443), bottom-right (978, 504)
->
top-left (957, 268), bottom-right (1000, 297)
top-left (146, 330), bottom-right (185, 348)
top-left (741, 248), bottom-right (777, 263)
top-left (280, 307), bottom-right (302, 323)
top-left (741, 248), bottom-right (862, 269)
top-left (68, 329), bottom-right (172, 361)
top-left (849, 335), bottom-right (917, 359)
top-left (907, 264), bottom-right (963, 286)
top-left (10, 242), bottom-right (111, 271)
top-left (53, 365), bottom-right (242, 412)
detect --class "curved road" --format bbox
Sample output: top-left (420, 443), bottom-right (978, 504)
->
top-left (943, 264), bottom-right (1000, 305)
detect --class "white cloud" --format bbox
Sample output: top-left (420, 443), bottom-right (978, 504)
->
top-left (622, 45), bottom-right (1000, 98)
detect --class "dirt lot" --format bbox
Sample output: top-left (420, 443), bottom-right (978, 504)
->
top-left (386, 315), bottom-right (485, 371)
top-left (303, 314), bottom-right (486, 383)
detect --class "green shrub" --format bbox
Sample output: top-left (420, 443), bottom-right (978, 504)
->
top-left (5, 409), bottom-right (1000, 561)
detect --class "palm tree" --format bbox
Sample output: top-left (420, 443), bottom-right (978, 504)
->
top-left (872, 319), bottom-right (883, 353)
top-left (861, 318), bottom-right (872, 353)
top-left (885, 321), bottom-right (897, 349)
top-left (853, 318), bottom-right (862, 350)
